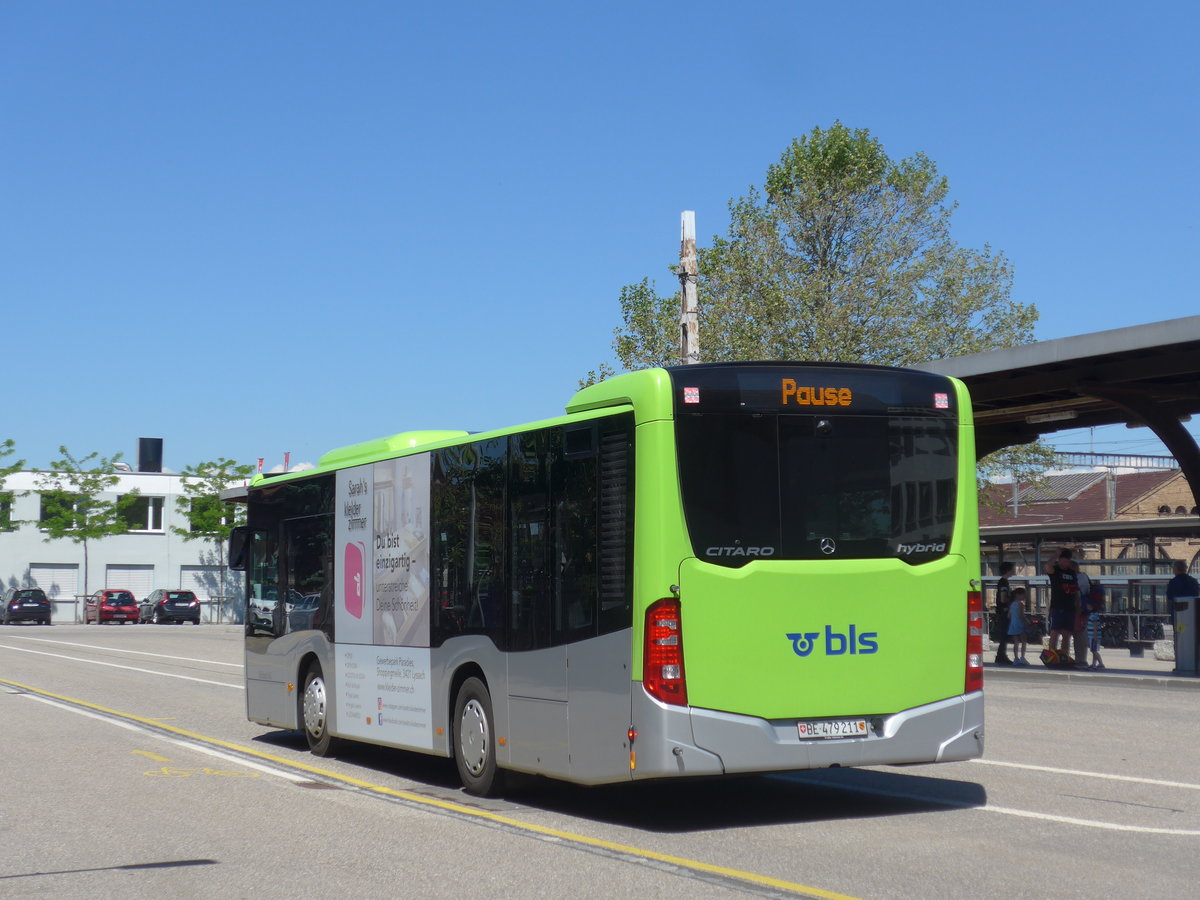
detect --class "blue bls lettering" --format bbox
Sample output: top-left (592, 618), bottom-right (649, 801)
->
top-left (787, 626), bottom-right (879, 657)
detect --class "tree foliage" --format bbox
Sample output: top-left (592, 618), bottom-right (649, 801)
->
top-left (35, 446), bottom-right (139, 594)
top-left (601, 122), bottom-right (1038, 373)
top-left (0, 439), bottom-right (22, 481)
top-left (172, 458), bottom-right (252, 544)
top-left (0, 439), bottom-right (24, 531)
top-left (172, 458), bottom-right (254, 613)
top-left (977, 442), bottom-right (1060, 513)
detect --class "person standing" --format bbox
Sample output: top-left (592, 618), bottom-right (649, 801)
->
top-left (1072, 560), bottom-right (1091, 668)
top-left (1166, 560), bottom-right (1199, 630)
top-left (1085, 582), bottom-right (1105, 669)
top-left (1044, 549), bottom-right (1079, 664)
top-left (994, 561), bottom-right (1015, 665)
top-left (1007, 587), bottom-right (1030, 665)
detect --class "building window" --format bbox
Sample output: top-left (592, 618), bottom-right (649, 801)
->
top-left (40, 493), bottom-right (86, 529)
top-left (1158, 505), bottom-right (1171, 515)
top-left (186, 496), bottom-right (228, 533)
top-left (1176, 506), bottom-right (1188, 515)
top-left (121, 496), bottom-right (165, 532)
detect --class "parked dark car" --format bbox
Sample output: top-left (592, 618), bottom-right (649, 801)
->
top-left (287, 592), bottom-right (321, 632)
top-left (139, 589), bottom-right (202, 625)
top-left (2, 588), bottom-right (52, 625)
top-left (84, 589), bottom-right (139, 624)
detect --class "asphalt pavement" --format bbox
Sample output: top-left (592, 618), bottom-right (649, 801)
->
top-left (986, 641), bottom-right (1200, 690)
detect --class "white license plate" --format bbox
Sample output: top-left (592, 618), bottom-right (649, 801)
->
top-left (797, 718), bottom-right (868, 740)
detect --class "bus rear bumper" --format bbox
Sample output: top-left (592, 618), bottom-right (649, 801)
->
top-left (630, 690), bottom-right (984, 780)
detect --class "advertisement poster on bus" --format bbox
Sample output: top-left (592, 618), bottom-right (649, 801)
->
top-left (335, 643), bottom-right (434, 749)
top-left (370, 455), bottom-right (431, 648)
top-left (333, 454), bottom-right (434, 746)
top-left (335, 465), bottom-right (374, 645)
top-left (334, 455), bottom-right (432, 648)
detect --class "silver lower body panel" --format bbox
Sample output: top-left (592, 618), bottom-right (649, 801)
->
top-left (631, 690), bottom-right (984, 781)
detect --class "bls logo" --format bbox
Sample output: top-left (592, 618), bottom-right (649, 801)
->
top-left (786, 625), bottom-right (879, 657)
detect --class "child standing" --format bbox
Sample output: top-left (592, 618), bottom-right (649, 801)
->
top-left (1007, 587), bottom-right (1029, 665)
top-left (1086, 584), bottom-right (1105, 669)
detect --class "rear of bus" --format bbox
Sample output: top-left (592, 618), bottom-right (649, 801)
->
top-left (629, 363), bottom-right (983, 780)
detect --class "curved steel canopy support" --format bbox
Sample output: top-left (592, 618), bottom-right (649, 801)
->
top-left (1078, 383), bottom-right (1200, 511)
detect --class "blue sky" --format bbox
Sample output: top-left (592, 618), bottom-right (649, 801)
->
top-left (2, 1), bottom-right (1196, 472)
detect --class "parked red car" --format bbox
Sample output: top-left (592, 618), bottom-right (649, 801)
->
top-left (84, 589), bottom-right (139, 624)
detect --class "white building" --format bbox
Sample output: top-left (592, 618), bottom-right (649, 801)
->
top-left (0, 443), bottom-right (243, 624)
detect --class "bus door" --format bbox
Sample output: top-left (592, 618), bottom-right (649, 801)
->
top-left (507, 430), bottom-right (569, 774)
top-left (282, 514), bottom-right (333, 637)
top-left (239, 525), bottom-right (297, 727)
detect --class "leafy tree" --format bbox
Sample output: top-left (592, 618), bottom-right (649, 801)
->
top-left (0, 439), bottom-right (24, 531)
top-left (172, 458), bottom-right (254, 620)
top-left (35, 447), bottom-right (139, 595)
top-left (978, 442), bottom-right (1059, 514)
top-left (600, 122), bottom-right (1038, 373)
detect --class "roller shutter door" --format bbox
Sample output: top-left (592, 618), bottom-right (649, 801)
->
top-left (29, 563), bottom-right (80, 623)
top-left (105, 564), bottom-right (155, 602)
top-left (179, 565), bottom-right (221, 602)
top-left (180, 565), bottom-right (239, 622)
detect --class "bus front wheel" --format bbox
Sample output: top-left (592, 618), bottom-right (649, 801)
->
top-left (454, 677), bottom-right (503, 797)
top-left (301, 663), bottom-right (341, 757)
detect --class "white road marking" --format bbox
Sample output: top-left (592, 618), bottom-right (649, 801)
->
top-left (0, 643), bottom-right (243, 688)
top-left (777, 772), bottom-right (1200, 837)
top-left (2, 635), bottom-right (242, 668)
top-left (970, 757), bottom-right (1200, 792)
top-left (983, 803), bottom-right (1200, 835)
top-left (19, 693), bottom-right (308, 782)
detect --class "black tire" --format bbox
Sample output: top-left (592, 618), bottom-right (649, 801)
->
top-left (152, 609), bottom-right (162, 625)
top-left (453, 677), bottom-right (504, 797)
top-left (301, 663), bottom-right (342, 757)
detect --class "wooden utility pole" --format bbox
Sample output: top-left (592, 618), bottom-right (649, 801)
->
top-left (678, 210), bottom-right (699, 365)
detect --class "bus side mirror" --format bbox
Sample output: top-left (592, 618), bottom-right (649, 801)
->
top-left (229, 526), bottom-right (250, 571)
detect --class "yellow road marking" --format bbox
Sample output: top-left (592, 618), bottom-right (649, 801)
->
top-left (142, 765), bottom-right (260, 778)
top-left (132, 750), bottom-right (171, 762)
top-left (2, 676), bottom-right (858, 899)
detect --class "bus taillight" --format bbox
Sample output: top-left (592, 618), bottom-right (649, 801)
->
top-left (644, 598), bottom-right (687, 706)
top-left (966, 590), bottom-right (984, 694)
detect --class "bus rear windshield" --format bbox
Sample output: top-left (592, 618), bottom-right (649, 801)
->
top-left (676, 412), bottom-right (958, 566)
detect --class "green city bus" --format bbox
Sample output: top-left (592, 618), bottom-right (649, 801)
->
top-left (227, 362), bottom-right (984, 796)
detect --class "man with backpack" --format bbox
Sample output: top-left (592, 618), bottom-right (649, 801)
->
top-left (1043, 549), bottom-right (1079, 666)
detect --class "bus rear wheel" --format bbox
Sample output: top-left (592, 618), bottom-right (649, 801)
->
top-left (301, 663), bottom-right (341, 757)
top-left (454, 677), bottom-right (503, 797)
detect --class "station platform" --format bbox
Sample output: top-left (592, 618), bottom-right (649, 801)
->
top-left (986, 645), bottom-right (1200, 690)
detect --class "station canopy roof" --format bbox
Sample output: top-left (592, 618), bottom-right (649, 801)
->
top-left (920, 314), bottom-right (1200, 543)
top-left (919, 314), bottom-right (1200, 458)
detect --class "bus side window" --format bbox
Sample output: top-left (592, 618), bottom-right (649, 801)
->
top-left (553, 424), bottom-right (598, 644)
top-left (284, 515), bottom-right (333, 635)
top-left (431, 441), bottom-right (507, 647)
top-left (597, 418), bottom-right (633, 635)
top-left (510, 429), bottom-right (550, 651)
top-left (246, 530), bottom-right (279, 637)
